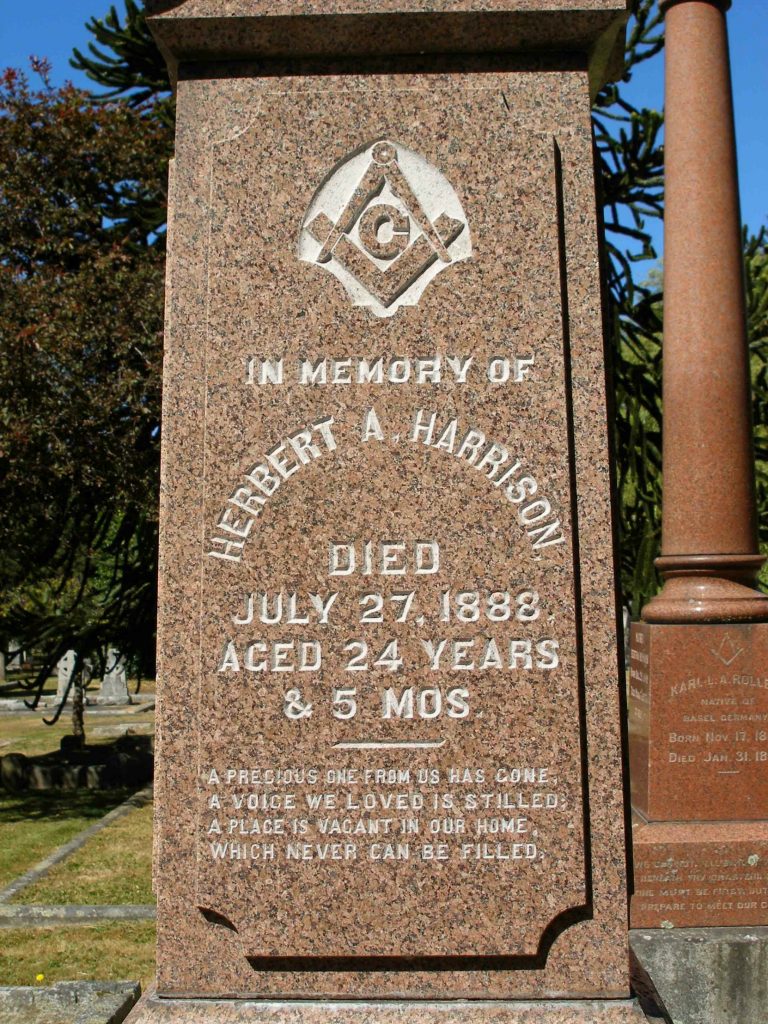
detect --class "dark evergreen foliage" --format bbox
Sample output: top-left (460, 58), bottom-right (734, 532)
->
top-left (71, 0), bottom-right (170, 108)
top-left (0, 58), bottom-right (171, 723)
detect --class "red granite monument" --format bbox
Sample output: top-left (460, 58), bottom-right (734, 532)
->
top-left (128, 2), bottom-right (647, 1020)
top-left (629, 0), bottom-right (768, 930)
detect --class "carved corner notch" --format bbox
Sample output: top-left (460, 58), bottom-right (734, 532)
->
top-left (298, 139), bottom-right (471, 318)
top-left (199, 906), bottom-right (239, 932)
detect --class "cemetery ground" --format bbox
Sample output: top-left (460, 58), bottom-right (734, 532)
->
top-left (0, 675), bottom-right (156, 988)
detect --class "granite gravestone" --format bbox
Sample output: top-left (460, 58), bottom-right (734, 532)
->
top-left (628, 0), bottom-right (768, 931)
top-left (7, 641), bottom-right (24, 670)
top-left (99, 648), bottom-right (130, 705)
top-left (135, 2), bottom-right (642, 1020)
top-left (629, 624), bottom-right (768, 928)
top-left (57, 650), bottom-right (76, 703)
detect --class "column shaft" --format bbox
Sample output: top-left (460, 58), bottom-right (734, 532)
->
top-left (643, 0), bottom-right (768, 623)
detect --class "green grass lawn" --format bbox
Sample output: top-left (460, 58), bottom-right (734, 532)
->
top-left (0, 712), bottom-right (97, 759)
top-left (0, 693), bottom-right (157, 988)
top-left (15, 801), bottom-right (154, 904)
top-left (0, 789), bottom-right (138, 890)
top-left (0, 674), bottom-right (58, 699)
top-left (0, 922), bottom-right (156, 987)
top-left (0, 691), bottom-right (155, 887)
top-left (0, 707), bottom-right (155, 760)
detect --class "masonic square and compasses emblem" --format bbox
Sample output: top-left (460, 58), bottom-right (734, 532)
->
top-left (298, 139), bottom-right (472, 317)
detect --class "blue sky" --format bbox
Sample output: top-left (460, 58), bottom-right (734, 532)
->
top-left (620, 1), bottom-right (768, 261)
top-left (4, 0), bottom-right (767, 254)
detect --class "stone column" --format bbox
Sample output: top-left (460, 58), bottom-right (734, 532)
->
top-left (630, 0), bottom-right (768, 939)
top-left (643, 0), bottom-right (768, 624)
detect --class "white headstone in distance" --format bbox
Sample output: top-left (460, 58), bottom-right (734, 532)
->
top-left (99, 648), bottom-right (130, 705)
top-left (57, 649), bottom-right (77, 702)
top-left (7, 641), bottom-right (24, 670)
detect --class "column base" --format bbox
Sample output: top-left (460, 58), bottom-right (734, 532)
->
top-left (631, 815), bottom-right (768, 929)
top-left (642, 554), bottom-right (768, 624)
top-left (125, 994), bottom-right (651, 1023)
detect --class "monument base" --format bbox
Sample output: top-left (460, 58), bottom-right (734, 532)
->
top-left (631, 927), bottom-right (768, 1024)
top-left (631, 815), bottom-right (768, 928)
top-left (628, 621), bottom-right (768, 823)
top-left (125, 995), bottom-right (650, 1023)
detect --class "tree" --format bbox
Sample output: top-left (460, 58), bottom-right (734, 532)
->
top-left (0, 58), bottom-right (171, 733)
top-left (744, 228), bottom-right (768, 573)
top-left (592, 1), bottom-right (666, 615)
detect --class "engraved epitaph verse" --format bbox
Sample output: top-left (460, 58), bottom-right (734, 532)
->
top-left (191, 116), bottom-right (590, 961)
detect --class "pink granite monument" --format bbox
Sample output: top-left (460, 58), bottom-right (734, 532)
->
top-left (630, 0), bottom-right (768, 930)
top-left (129, 2), bottom-right (646, 1020)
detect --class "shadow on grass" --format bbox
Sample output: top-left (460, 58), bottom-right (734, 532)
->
top-left (0, 787), bottom-right (137, 824)
top-left (1, 734), bottom-right (154, 795)
top-left (0, 678), bottom-right (58, 699)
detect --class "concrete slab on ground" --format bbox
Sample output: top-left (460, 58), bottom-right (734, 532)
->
top-left (630, 927), bottom-right (768, 1024)
top-left (0, 904), bottom-right (156, 927)
top-left (0, 980), bottom-right (141, 1024)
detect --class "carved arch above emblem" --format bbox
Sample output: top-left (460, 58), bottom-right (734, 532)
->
top-left (298, 139), bottom-right (472, 317)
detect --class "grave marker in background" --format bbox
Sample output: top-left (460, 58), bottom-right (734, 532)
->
top-left (56, 650), bottom-right (76, 703)
top-left (130, 1), bottom-right (643, 1020)
top-left (7, 640), bottom-right (24, 671)
top-left (630, 0), bottom-right (768, 929)
top-left (99, 648), bottom-right (130, 705)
